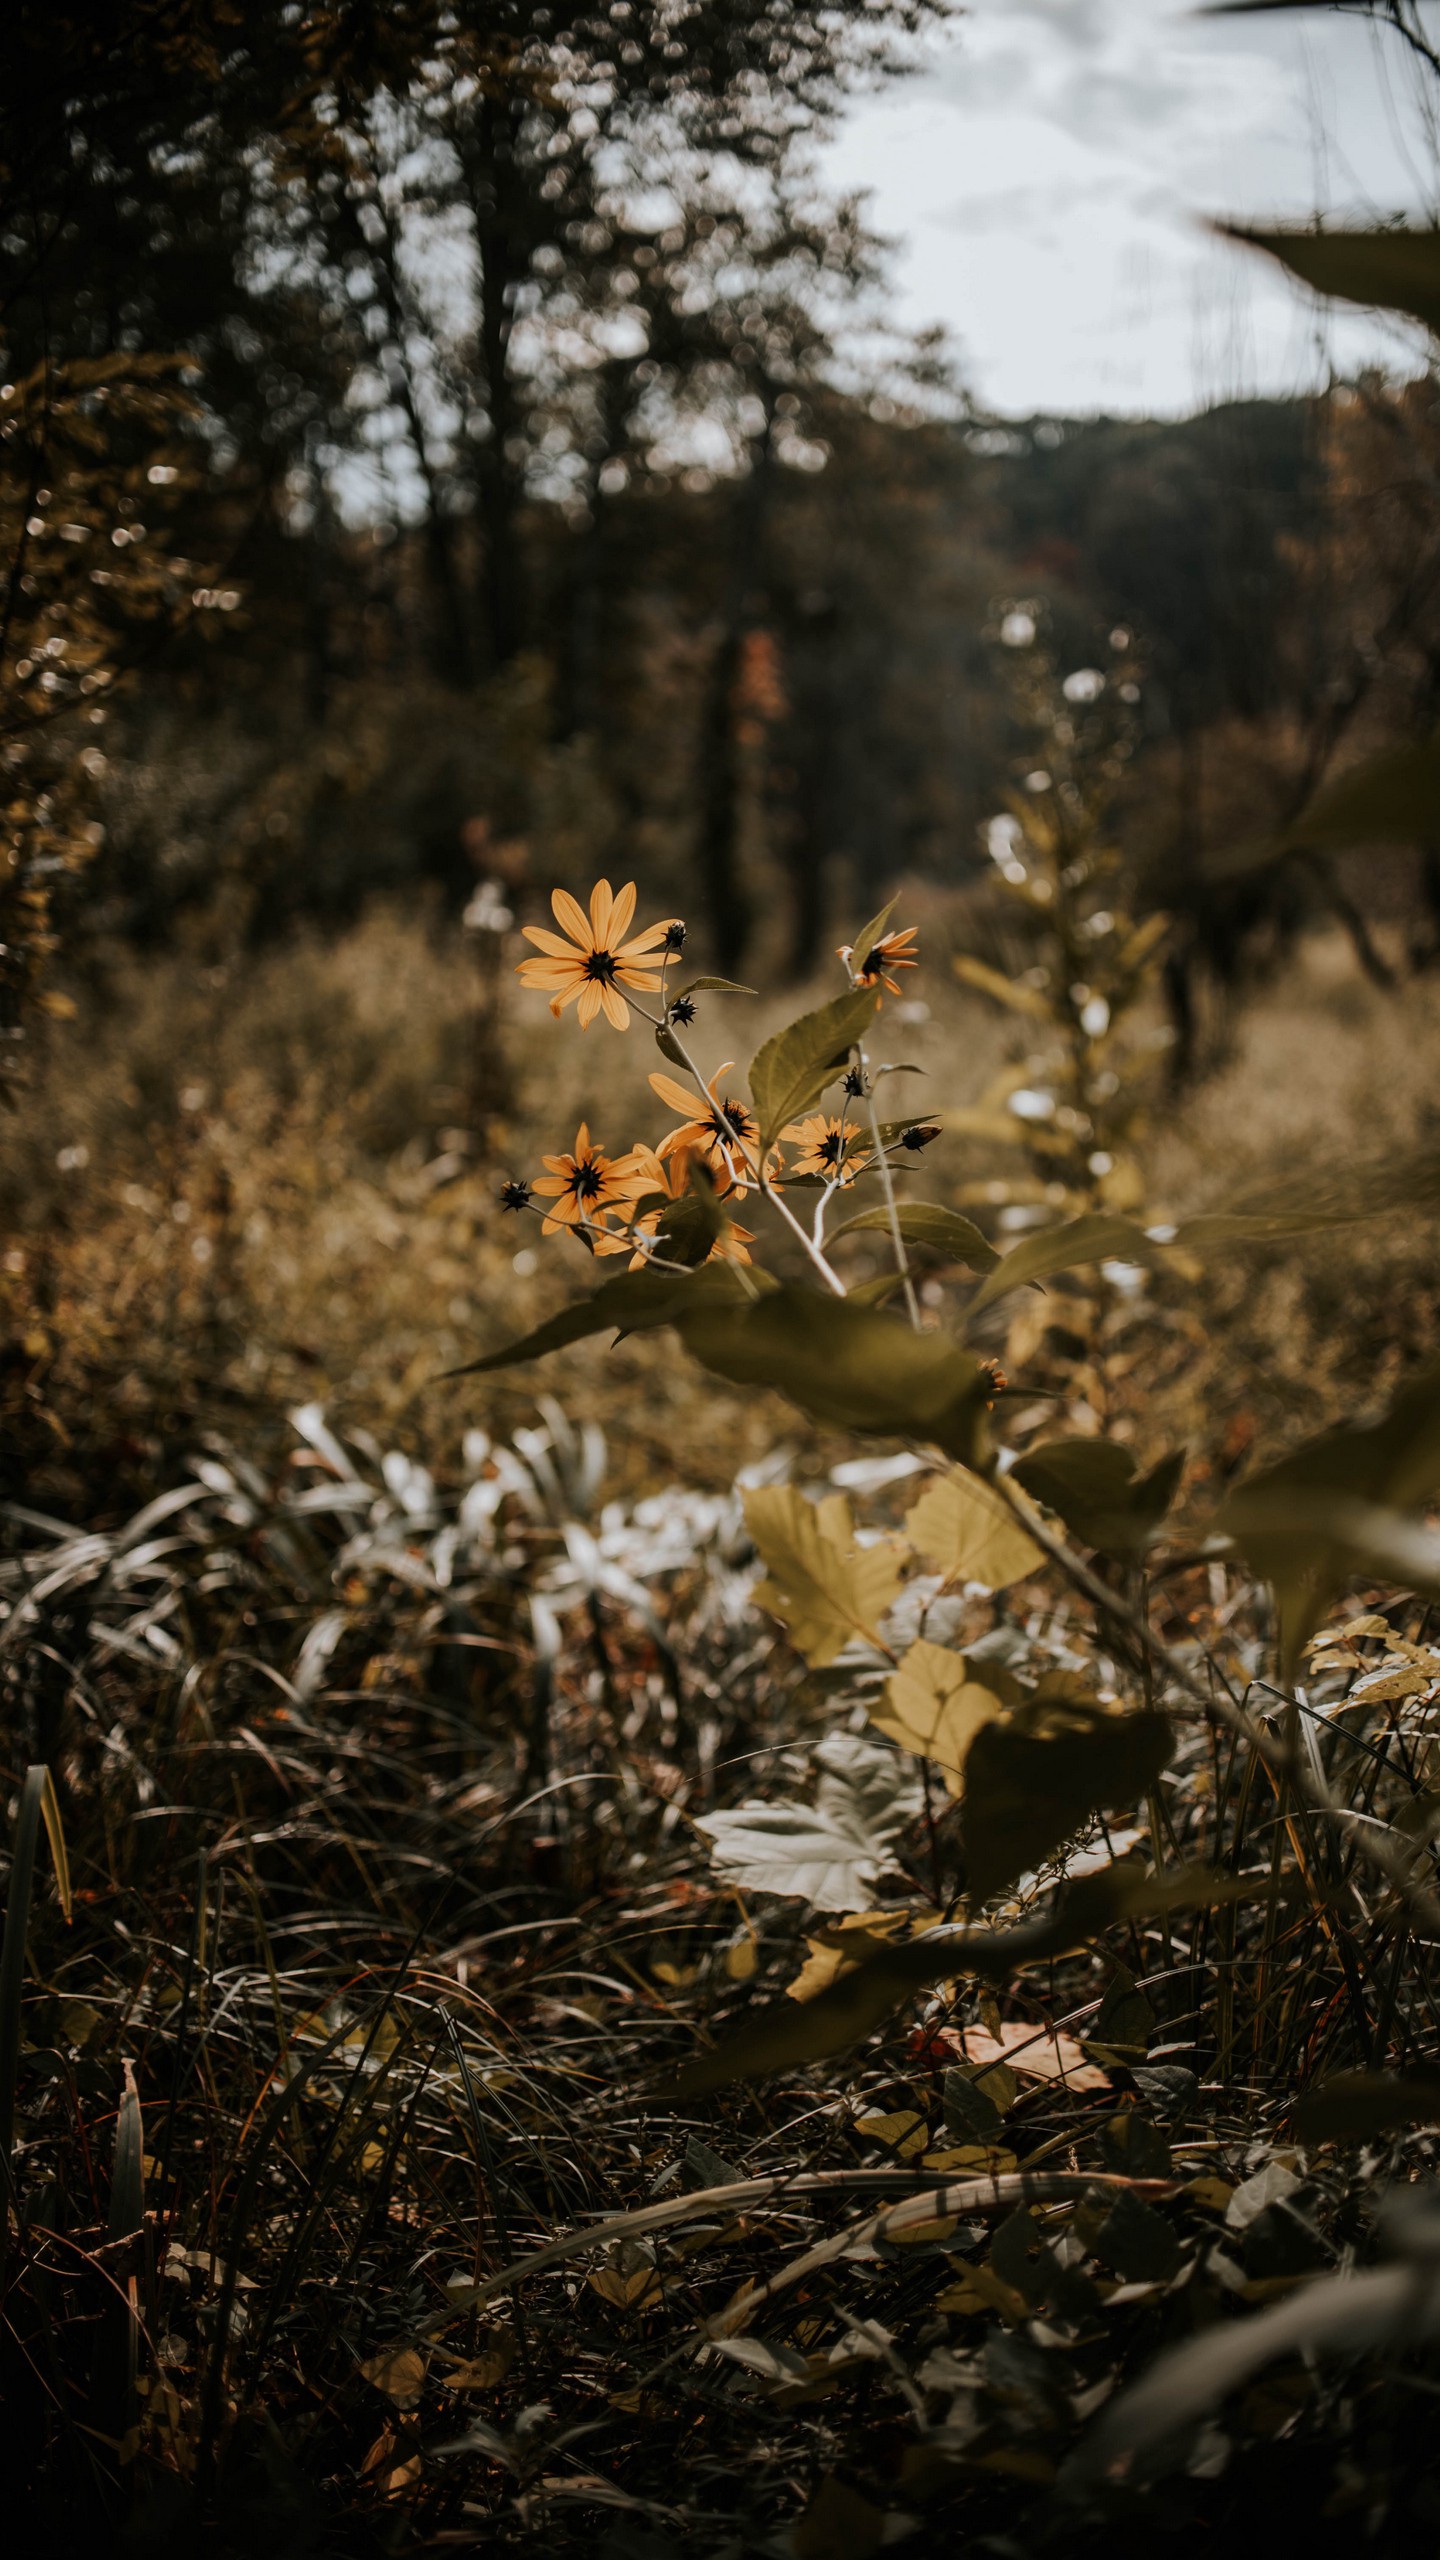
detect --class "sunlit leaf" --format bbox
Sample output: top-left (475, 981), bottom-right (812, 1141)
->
top-left (869, 1638), bottom-right (1003, 1790)
top-left (831, 1201), bottom-right (1000, 1271)
top-left (693, 1731), bottom-right (921, 1913)
top-left (963, 1698), bottom-right (1171, 1904)
top-left (905, 1466), bottom-right (1042, 1590)
top-left (744, 1484), bottom-right (905, 1667)
top-left (1010, 1439), bottom-right (1185, 1557)
top-left (675, 976), bottom-right (758, 998)
top-left (747, 986), bottom-right (878, 1145)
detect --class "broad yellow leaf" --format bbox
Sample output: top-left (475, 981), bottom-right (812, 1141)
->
top-left (785, 1907), bottom-right (940, 2002)
top-left (854, 2109), bottom-right (929, 2156)
top-left (950, 2020), bottom-right (1110, 2091)
top-left (869, 1638), bottom-right (1003, 1792)
top-left (589, 2241), bottom-right (664, 2309)
top-left (745, 1484), bottom-right (904, 1666)
top-left (905, 1469), bottom-right (1042, 1592)
top-left (360, 2345), bottom-right (427, 2407)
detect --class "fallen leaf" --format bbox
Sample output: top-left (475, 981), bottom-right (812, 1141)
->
top-left (853, 2108), bottom-right (929, 2157)
top-left (945, 2020), bottom-right (1109, 2091)
top-left (360, 2345), bottom-right (426, 2408)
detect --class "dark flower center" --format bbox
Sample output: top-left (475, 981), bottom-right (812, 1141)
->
top-left (583, 950), bottom-right (617, 983)
top-left (663, 921), bottom-right (687, 953)
top-left (570, 1159), bottom-right (604, 1200)
top-left (843, 1066), bottom-right (866, 1098)
top-left (818, 1129), bottom-right (846, 1166)
top-left (708, 1098), bottom-right (753, 1145)
top-left (499, 1178), bottom-right (532, 1211)
top-left (668, 994), bottom-right (696, 1026)
top-left (861, 945), bottom-right (885, 978)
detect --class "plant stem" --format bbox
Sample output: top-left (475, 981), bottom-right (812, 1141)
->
top-left (987, 1466), bottom-right (1440, 1935)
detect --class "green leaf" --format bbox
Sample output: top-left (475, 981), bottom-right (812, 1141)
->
top-left (905, 1466), bottom-right (1043, 1591)
top-left (747, 986), bottom-right (878, 1145)
top-left (1086, 1964), bottom-right (1155, 2066)
top-left (694, 1732), bottom-right (922, 1913)
top-left (1093, 2188), bottom-right (1181, 2285)
top-left (1222, 223), bottom-right (1440, 334)
top-left (1010, 1439), bottom-right (1185, 1558)
top-left (1218, 1361), bottom-right (1440, 1680)
top-left (655, 1174), bottom-right (729, 1267)
top-left (676, 976), bottom-right (758, 998)
top-left (963, 1699), bottom-right (1172, 1905)
top-left (967, 1213), bottom-right (1152, 1314)
top-left (678, 1283), bottom-right (992, 1463)
top-left (1283, 739), bottom-right (1440, 854)
top-left (1294, 2069), bottom-right (1440, 2144)
top-left (745, 1485), bottom-right (905, 1668)
top-left (1170, 1207), bottom-right (1370, 1249)
top-left (832, 1202), bottom-right (1000, 1272)
top-left (1075, 2253), bottom-right (1440, 2488)
top-left (444, 1263), bottom-right (755, 1377)
top-left (671, 1861), bottom-right (1255, 2096)
top-left (845, 894), bottom-right (899, 971)
top-left (969, 1203), bottom-right (1377, 1314)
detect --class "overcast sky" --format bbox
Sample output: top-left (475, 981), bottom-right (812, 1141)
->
top-left (824, 0), bottom-right (1439, 416)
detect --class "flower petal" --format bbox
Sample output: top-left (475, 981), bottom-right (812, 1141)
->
top-left (577, 981), bottom-right (603, 1028)
top-left (616, 922), bottom-right (672, 959)
top-left (521, 925), bottom-right (581, 957)
top-left (649, 1070), bottom-right (702, 1116)
top-left (614, 961), bottom-right (663, 992)
top-left (517, 960), bottom-right (584, 990)
top-left (588, 878), bottom-right (615, 944)
top-left (599, 981), bottom-right (630, 1031)
top-left (608, 880), bottom-right (637, 943)
top-left (551, 887), bottom-right (591, 945)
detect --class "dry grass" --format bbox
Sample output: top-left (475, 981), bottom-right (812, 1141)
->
top-left (5, 905), bottom-right (1438, 1524)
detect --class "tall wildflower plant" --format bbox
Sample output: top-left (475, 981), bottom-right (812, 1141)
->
top-left (950, 606), bottom-right (1169, 1224)
top-left (475, 861), bottom-right (1440, 2082)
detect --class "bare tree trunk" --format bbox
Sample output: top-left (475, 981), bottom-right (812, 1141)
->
top-left (695, 402), bottom-right (775, 970)
top-left (470, 95), bottom-right (525, 672)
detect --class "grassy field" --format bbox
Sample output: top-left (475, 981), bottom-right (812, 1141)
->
top-left (5, 904), bottom-right (1440, 2553)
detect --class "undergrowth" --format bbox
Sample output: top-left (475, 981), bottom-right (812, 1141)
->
top-left (6, 830), bottom-right (1440, 2555)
